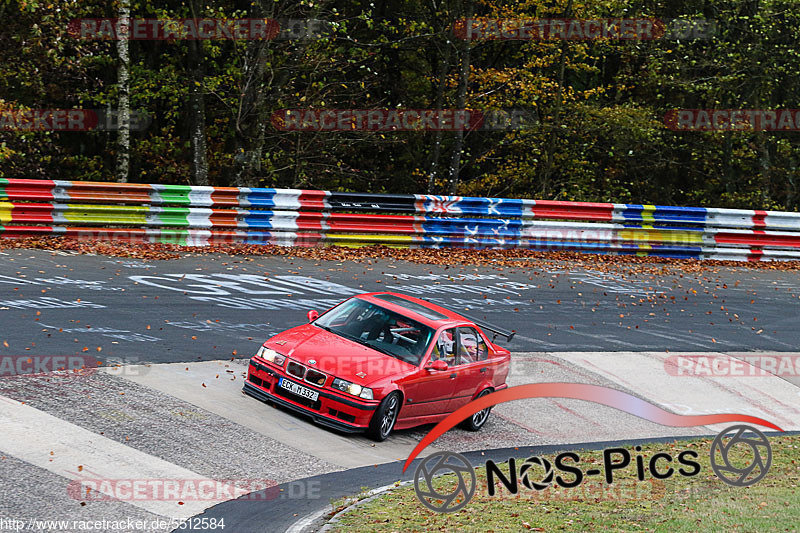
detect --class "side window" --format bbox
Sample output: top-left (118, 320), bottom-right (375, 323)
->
top-left (431, 329), bottom-right (456, 364)
top-left (476, 332), bottom-right (488, 361)
top-left (456, 327), bottom-right (487, 364)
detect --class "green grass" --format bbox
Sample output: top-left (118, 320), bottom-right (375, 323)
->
top-left (330, 435), bottom-right (800, 532)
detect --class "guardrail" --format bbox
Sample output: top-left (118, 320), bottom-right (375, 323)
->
top-left (2, 178), bottom-right (800, 261)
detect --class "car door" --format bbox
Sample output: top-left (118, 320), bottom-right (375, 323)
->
top-left (401, 328), bottom-right (458, 418)
top-left (446, 326), bottom-right (491, 411)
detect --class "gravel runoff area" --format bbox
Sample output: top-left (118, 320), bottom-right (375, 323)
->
top-left (0, 365), bottom-right (341, 531)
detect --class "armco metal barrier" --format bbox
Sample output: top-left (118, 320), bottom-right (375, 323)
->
top-left (3, 178), bottom-right (800, 261)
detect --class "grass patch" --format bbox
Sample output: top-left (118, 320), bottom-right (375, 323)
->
top-left (330, 435), bottom-right (800, 532)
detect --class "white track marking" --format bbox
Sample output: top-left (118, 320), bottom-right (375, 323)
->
top-left (0, 395), bottom-right (239, 519)
top-left (559, 351), bottom-right (800, 431)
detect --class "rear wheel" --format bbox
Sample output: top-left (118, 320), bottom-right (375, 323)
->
top-left (459, 389), bottom-right (493, 431)
top-left (368, 392), bottom-right (401, 441)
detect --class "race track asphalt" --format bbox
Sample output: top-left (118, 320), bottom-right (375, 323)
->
top-left (2, 248), bottom-right (800, 359)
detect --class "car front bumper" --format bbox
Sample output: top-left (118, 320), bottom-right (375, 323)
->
top-left (243, 357), bottom-right (378, 433)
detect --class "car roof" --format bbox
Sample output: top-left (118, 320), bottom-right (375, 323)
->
top-left (357, 292), bottom-right (470, 327)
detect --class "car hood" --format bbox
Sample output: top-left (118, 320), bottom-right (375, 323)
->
top-left (265, 323), bottom-right (415, 386)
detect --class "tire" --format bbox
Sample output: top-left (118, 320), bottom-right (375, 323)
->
top-left (368, 392), bottom-right (401, 441)
top-left (459, 389), bottom-right (493, 431)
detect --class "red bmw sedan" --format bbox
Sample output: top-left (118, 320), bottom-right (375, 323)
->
top-left (243, 292), bottom-right (513, 441)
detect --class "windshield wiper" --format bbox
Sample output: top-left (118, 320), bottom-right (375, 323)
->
top-left (317, 324), bottom-right (371, 347)
top-left (315, 323), bottom-right (335, 334)
top-left (362, 340), bottom-right (398, 358)
top-left (342, 333), bottom-right (394, 356)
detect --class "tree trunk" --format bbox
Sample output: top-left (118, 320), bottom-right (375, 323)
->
top-left (187, 0), bottom-right (208, 186)
top-left (786, 154), bottom-right (799, 211)
top-left (538, 0), bottom-right (573, 198)
top-left (756, 133), bottom-right (772, 207)
top-left (188, 82), bottom-right (209, 186)
top-left (426, 44), bottom-right (451, 194)
top-left (446, 36), bottom-right (470, 196)
top-left (233, 0), bottom-right (272, 188)
top-left (115, 0), bottom-right (130, 183)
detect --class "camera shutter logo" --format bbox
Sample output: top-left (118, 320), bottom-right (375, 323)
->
top-left (710, 424), bottom-right (772, 487)
top-left (413, 451), bottom-right (476, 512)
top-left (519, 456), bottom-right (554, 490)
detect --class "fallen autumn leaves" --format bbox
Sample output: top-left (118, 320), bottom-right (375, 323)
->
top-left (2, 236), bottom-right (800, 275)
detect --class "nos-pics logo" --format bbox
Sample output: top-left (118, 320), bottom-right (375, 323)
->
top-left (413, 425), bottom-right (772, 513)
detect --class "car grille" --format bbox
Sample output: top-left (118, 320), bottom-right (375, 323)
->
top-left (285, 360), bottom-right (328, 388)
top-left (305, 369), bottom-right (327, 387)
top-left (328, 408), bottom-right (356, 423)
top-left (286, 361), bottom-right (305, 379)
top-left (248, 363), bottom-right (270, 390)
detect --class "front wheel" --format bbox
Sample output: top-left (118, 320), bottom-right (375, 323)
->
top-left (368, 392), bottom-right (401, 441)
top-left (459, 389), bottom-right (493, 431)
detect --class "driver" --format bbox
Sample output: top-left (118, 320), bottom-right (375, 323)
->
top-left (431, 329), bottom-right (456, 364)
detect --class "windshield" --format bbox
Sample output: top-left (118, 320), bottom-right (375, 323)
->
top-left (314, 298), bottom-right (435, 365)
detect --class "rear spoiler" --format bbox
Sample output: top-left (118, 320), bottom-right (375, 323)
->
top-left (460, 312), bottom-right (516, 342)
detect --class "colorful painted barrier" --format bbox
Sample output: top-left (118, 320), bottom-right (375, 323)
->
top-left (2, 178), bottom-right (800, 261)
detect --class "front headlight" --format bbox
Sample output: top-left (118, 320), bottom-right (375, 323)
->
top-left (332, 377), bottom-right (360, 395)
top-left (332, 377), bottom-right (372, 400)
top-left (256, 346), bottom-right (286, 366)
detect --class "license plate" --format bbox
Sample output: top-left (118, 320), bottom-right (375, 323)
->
top-left (278, 378), bottom-right (319, 402)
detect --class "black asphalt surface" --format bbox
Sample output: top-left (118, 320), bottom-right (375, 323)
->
top-left (1, 249), bottom-right (800, 364)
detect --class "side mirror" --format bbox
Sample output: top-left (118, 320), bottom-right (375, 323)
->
top-left (307, 310), bottom-right (319, 322)
top-left (427, 360), bottom-right (449, 372)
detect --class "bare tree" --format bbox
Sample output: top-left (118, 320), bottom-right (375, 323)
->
top-left (115, 0), bottom-right (130, 183)
top-left (232, 0), bottom-right (273, 187)
top-left (446, 33), bottom-right (470, 195)
top-left (538, 0), bottom-right (573, 197)
top-left (426, 39), bottom-right (452, 194)
top-left (187, 0), bottom-right (208, 185)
